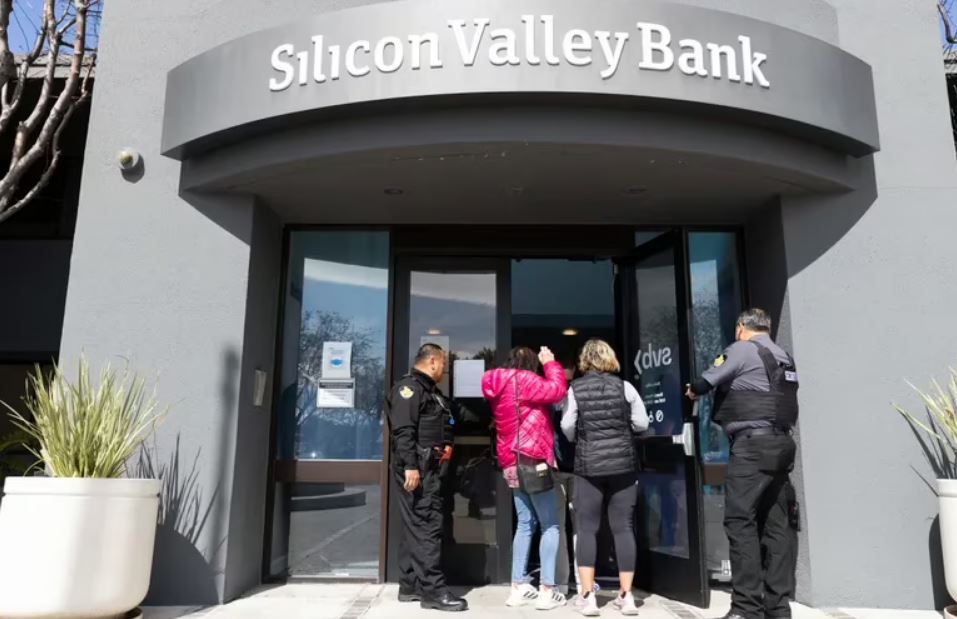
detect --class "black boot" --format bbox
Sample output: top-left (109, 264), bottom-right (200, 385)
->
top-left (420, 590), bottom-right (468, 612)
top-left (397, 586), bottom-right (421, 602)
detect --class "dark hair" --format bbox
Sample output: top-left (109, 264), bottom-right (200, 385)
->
top-left (415, 343), bottom-right (445, 364)
top-left (502, 346), bottom-right (539, 372)
top-left (737, 308), bottom-right (772, 333)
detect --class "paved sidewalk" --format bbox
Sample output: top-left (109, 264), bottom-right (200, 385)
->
top-left (142, 584), bottom-right (943, 619)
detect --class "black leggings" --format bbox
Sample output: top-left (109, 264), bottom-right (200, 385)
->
top-left (574, 473), bottom-right (638, 571)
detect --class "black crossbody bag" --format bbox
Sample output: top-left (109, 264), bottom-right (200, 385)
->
top-left (513, 374), bottom-right (554, 494)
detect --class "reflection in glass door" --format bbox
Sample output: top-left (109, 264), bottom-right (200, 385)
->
top-left (389, 258), bottom-right (512, 586)
top-left (617, 231), bottom-right (710, 607)
top-left (268, 231), bottom-right (390, 581)
top-left (688, 232), bottom-right (744, 581)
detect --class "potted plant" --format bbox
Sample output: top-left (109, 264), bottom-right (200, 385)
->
top-left (0, 357), bottom-right (164, 619)
top-left (896, 366), bottom-right (957, 618)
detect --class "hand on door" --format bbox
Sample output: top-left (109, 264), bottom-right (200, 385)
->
top-left (684, 385), bottom-right (698, 401)
top-left (538, 346), bottom-right (556, 365)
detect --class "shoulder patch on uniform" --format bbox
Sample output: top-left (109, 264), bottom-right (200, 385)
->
top-left (713, 354), bottom-right (726, 367)
top-left (399, 386), bottom-right (415, 399)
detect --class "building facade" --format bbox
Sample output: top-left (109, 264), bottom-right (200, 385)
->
top-left (56, 0), bottom-right (957, 610)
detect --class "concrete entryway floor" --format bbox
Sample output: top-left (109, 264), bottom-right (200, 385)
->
top-left (142, 584), bottom-right (943, 619)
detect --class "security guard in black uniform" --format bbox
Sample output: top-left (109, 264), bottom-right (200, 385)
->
top-left (386, 343), bottom-right (468, 612)
top-left (685, 308), bottom-right (799, 619)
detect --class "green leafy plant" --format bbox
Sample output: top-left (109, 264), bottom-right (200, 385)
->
top-left (0, 356), bottom-right (164, 478)
top-left (895, 367), bottom-right (957, 490)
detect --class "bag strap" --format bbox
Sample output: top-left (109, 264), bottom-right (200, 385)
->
top-left (512, 372), bottom-right (521, 457)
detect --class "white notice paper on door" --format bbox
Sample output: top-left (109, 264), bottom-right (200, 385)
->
top-left (321, 341), bottom-right (352, 379)
top-left (317, 379), bottom-right (355, 408)
top-left (453, 359), bottom-right (485, 398)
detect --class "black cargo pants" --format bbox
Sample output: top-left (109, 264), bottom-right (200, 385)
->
top-left (724, 432), bottom-right (798, 619)
top-left (394, 464), bottom-right (447, 596)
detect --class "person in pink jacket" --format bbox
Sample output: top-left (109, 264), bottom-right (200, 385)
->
top-left (482, 345), bottom-right (568, 611)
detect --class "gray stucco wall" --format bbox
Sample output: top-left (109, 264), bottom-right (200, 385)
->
top-left (58, 0), bottom-right (406, 605)
top-left (776, 0), bottom-right (957, 610)
top-left (58, 0), bottom-right (957, 609)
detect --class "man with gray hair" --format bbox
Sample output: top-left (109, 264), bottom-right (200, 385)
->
top-left (685, 308), bottom-right (799, 619)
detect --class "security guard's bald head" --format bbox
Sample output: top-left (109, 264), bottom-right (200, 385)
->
top-left (415, 343), bottom-right (447, 382)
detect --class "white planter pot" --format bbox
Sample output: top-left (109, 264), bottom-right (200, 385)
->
top-left (939, 479), bottom-right (957, 604)
top-left (0, 477), bottom-right (161, 619)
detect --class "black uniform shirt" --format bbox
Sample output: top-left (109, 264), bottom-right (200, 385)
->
top-left (386, 369), bottom-right (447, 471)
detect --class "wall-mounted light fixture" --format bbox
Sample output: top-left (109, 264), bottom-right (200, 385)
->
top-left (117, 147), bottom-right (141, 171)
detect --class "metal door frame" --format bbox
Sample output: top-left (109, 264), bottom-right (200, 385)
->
top-left (386, 256), bottom-right (513, 585)
top-left (615, 229), bottom-right (711, 607)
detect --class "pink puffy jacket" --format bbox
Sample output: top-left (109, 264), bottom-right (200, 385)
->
top-left (481, 362), bottom-right (568, 470)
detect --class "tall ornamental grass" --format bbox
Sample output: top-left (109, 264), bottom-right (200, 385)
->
top-left (895, 367), bottom-right (957, 488)
top-left (0, 356), bottom-right (163, 478)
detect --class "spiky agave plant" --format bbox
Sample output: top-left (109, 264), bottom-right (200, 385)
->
top-left (895, 367), bottom-right (957, 491)
top-left (0, 356), bottom-right (163, 478)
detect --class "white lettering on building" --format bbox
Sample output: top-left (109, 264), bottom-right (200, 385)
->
top-left (268, 16), bottom-right (771, 92)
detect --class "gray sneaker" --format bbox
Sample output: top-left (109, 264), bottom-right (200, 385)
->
top-left (612, 591), bottom-right (639, 615)
top-left (573, 592), bottom-right (600, 616)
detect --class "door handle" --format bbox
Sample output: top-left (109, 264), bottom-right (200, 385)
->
top-left (671, 422), bottom-right (696, 458)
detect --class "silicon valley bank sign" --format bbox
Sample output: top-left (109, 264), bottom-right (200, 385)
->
top-left (269, 17), bottom-right (771, 92)
top-left (161, 0), bottom-right (880, 159)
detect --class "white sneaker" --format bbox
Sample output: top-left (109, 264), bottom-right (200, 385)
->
top-left (535, 588), bottom-right (567, 610)
top-left (574, 592), bottom-right (600, 616)
top-left (506, 583), bottom-right (539, 607)
top-left (612, 591), bottom-right (639, 615)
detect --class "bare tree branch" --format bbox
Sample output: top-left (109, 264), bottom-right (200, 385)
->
top-left (941, 0), bottom-right (957, 45)
top-left (0, 0), bottom-right (16, 89)
top-left (0, 76), bottom-right (89, 225)
top-left (0, 0), bottom-right (97, 222)
top-left (12, 0), bottom-right (62, 165)
top-left (0, 27), bottom-right (49, 134)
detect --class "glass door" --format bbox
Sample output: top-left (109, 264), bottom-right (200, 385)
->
top-left (266, 231), bottom-right (391, 581)
top-left (387, 257), bottom-right (512, 585)
top-left (616, 231), bottom-right (710, 607)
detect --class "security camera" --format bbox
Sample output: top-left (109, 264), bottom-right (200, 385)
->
top-left (117, 148), bottom-right (141, 171)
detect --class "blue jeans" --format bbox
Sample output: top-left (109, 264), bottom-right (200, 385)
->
top-left (512, 487), bottom-right (560, 587)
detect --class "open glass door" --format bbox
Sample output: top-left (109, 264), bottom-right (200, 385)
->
top-left (616, 231), bottom-right (710, 607)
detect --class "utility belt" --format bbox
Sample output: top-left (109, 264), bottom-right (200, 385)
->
top-left (416, 443), bottom-right (453, 471)
top-left (729, 425), bottom-right (792, 443)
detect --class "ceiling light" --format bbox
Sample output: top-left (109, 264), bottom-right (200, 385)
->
top-left (562, 329), bottom-right (579, 336)
top-left (427, 329), bottom-right (442, 336)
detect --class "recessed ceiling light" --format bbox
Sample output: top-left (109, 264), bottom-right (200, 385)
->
top-left (384, 187), bottom-right (404, 196)
top-left (562, 329), bottom-right (579, 336)
top-left (427, 329), bottom-right (442, 336)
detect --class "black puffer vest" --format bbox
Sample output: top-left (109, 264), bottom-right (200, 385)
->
top-left (572, 372), bottom-right (636, 477)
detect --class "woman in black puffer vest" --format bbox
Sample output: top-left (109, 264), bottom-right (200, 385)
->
top-left (560, 339), bottom-right (649, 616)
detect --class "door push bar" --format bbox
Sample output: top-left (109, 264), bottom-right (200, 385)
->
top-left (672, 422), bottom-right (696, 458)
